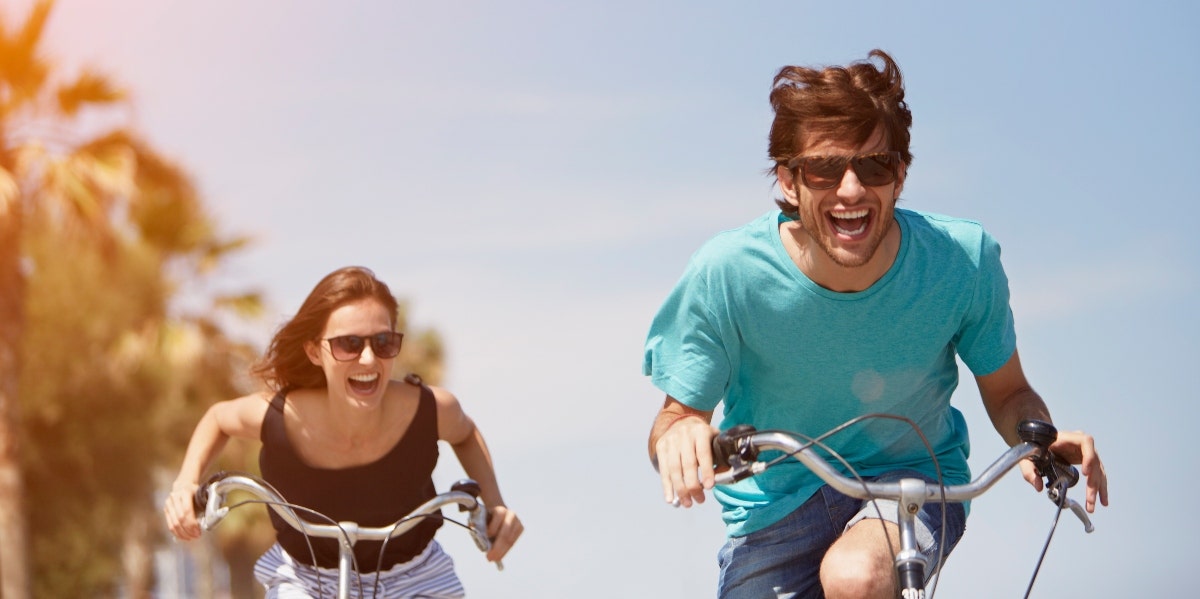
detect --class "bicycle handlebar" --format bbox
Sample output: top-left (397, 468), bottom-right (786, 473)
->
top-left (193, 471), bottom-right (499, 568)
top-left (711, 419), bottom-right (1094, 533)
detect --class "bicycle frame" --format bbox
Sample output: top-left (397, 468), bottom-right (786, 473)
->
top-left (712, 419), bottom-right (1094, 599)
top-left (195, 472), bottom-right (497, 599)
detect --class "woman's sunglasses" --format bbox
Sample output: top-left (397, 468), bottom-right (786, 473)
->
top-left (323, 332), bottom-right (404, 361)
top-left (786, 151), bottom-right (902, 190)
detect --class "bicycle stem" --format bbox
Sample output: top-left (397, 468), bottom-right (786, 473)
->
top-left (895, 478), bottom-right (929, 597)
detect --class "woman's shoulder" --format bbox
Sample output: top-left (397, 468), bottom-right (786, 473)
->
top-left (411, 382), bottom-right (474, 442)
top-left (219, 389), bottom-right (276, 413)
top-left (278, 386), bottom-right (320, 408)
top-left (423, 383), bottom-right (462, 411)
top-left (389, 374), bottom-right (454, 403)
top-left (381, 375), bottom-right (429, 402)
top-left (213, 390), bottom-right (275, 438)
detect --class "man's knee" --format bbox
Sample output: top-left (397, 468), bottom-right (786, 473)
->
top-left (821, 550), bottom-right (894, 598)
top-left (819, 526), bottom-right (897, 599)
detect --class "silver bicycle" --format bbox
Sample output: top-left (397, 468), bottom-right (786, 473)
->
top-left (711, 417), bottom-right (1094, 599)
top-left (193, 471), bottom-right (499, 599)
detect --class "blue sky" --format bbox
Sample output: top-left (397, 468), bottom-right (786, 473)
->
top-left (25, 1), bottom-right (1199, 596)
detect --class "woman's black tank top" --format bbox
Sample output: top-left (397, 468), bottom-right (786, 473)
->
top-left (258, 380), bottom-right (442, 570)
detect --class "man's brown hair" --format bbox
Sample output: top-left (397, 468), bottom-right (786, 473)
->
top-left (768, 49), bottom-right (912, 216)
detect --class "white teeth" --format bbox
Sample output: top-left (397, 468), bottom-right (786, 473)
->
top-left (834, 222), bottom-right (868, 235)
top-left (831, 209), bottom-right (868, 219)
top-left (830, 209), bottom-right (868, 235)
top-left (349, 373), bottom-right (379, 382)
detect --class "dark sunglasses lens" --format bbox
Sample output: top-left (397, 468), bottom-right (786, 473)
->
top-left (801, 156), bottom-right (848, 189)
top-left (329, 336), bottom-right (366, 360)
top-left (852, 153), bottom-right (897, 186)
top-left (327, 333), bottom-right (402, 360)
top-left (371, 333), bottom-right (403, 358)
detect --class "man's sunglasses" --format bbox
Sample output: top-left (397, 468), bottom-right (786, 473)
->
top-left (786, 151), bottom-right (902, 190)
top-left (323, 332), bottom-right (404, 361)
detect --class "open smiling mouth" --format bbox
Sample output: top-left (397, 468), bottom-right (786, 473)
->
top-left (829, 209), bottom-right (870, 238)
top-left (348, 373), bottom-right (380, 395)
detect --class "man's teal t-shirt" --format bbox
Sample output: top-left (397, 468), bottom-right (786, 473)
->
top-left (643, 208), bottom-right (1017, 537)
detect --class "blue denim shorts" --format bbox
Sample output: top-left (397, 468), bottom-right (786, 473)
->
top-left (717, 470), bottom-right (967, 599)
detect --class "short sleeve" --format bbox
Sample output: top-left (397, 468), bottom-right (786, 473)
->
top-left (954, 230), bottom-right (1017, 376)
top-left (642, 259), bottom-right (733, 412)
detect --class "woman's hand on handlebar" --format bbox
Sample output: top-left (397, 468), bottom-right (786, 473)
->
top-left (163, 480), bottom-right (202, 541)
top-left (485, 505), bottom-right (523, 563)
top-left (653, 412), bottom-right (718, 508)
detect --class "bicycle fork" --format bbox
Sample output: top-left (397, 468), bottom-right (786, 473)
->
top-left (895, 478), bottom-right (929, 599)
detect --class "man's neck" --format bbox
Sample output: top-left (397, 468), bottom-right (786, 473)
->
top-left (781, 217), bottom-right (902, 293)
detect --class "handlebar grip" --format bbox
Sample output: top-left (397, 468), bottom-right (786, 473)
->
top-left (1015, 421), bottom-right (1083, 494)
top-left (712, 424), bottom-right (758, 469)
top-left (1047, 454), bottom-right (1080, 488)
top-left (1041, 452), bottom-right (1082, 507)
top-left (1016, 419), bottom-right (1058, 448)
top-left (192, 471), bottom-right (231, 514)
top-left (450, 479), bottom-right (482, 498)
top-left (192, 485), bottom-right (208, 515)
top-left (452, 478), bottom-right (496, 561)
top-left (450, 479), bottom-right (482, 513)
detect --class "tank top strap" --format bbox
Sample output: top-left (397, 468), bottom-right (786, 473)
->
top-left (260, 390), bottom-right (288, 444)
top-left (269, 389), bottom-right (287, 412)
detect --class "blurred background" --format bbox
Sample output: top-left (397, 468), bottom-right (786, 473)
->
top-left (0, 0), bottom-right (1195, 597)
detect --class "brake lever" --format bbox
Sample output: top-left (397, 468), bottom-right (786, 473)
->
top-left (712, 425), bottom-right (760, 486)
top-left (1037, 453), bottom-right (1079, 504)
top-left (474, 502), bottom-right (503, 571)
top-left (1035, 452), bottom-right (1095, 533)
top-left (1064, 498), bottom-right (1095, 533)
top-left (199, 483), bottom-right (229, 531)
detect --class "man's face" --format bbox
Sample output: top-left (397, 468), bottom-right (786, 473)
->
top-left (778, 127), bottom-right (905, 271)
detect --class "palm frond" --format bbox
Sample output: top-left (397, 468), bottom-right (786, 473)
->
top-left (57, 69), bottom-right (126, 116)
top-left (213, 291), bottom-right (265, 319)
top-left (0, 0), bottom-right (52, 110)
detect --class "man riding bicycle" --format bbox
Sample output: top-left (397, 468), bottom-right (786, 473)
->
top-left (643, 49), bottom-right (1108, 599)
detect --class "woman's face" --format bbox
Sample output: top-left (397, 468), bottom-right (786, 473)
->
top-left (304, 297), bottom-right (397, 409)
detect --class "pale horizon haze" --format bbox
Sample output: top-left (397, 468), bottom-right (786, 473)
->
top-left (15, 1), bottom-right (1198, 597)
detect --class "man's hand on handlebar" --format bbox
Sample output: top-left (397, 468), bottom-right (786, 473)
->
top-left (1016, 428), bottom-right (1108, 514)
top-left (654, 413), bottom-right (718, 508)
top-left (1048, 430), bottom-right (1108, 513)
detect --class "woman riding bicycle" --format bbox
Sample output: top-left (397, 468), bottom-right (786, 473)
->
top-left (163, 266), bottom-right (522, 597)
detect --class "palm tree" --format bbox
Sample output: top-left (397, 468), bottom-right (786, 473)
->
top-left (0, 2), bottom-right (221, 595)
top-left (18, 202), bottom-right (257, 597)
top-left (2, 4), bottom-right (449, 595)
